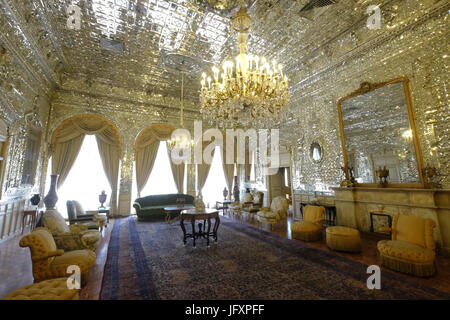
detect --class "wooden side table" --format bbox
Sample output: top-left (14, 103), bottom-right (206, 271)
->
top-left (22, 209), bottom-right (39, 234)
top-left (180, 209), bottom-right (220, 247)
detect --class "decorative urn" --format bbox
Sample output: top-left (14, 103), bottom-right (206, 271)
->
top-left (30, 194), bottom-right (41, 206)
top-left (99, 190), bottom-right (107, 208)
top-left (223, 187), bottom-right (228, 200)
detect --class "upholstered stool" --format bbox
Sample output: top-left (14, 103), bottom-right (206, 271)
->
top-left (326, 226), bottom-right (361, 252)
top-left (2, 278), bottom-right (79, 300)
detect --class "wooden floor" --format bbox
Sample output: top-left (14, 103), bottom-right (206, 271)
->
top-left (1, 212), bottom-right (450, 299)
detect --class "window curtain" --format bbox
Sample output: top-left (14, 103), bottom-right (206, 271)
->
top-left (244, 150), bottom-right (252, 182)
top-left (51, 134), bottom-right (84, 189)
top-left (135, 141), bottom-right (159, 197)
top-left (222, 135), bottom-right (236, 200)
top-left (135, 124), bottom-right (174, 197)
top-left (96, 138), bottom-right (120, 215)
top-left (166, 148), bottom-right (185, 194)
top-left (51, 116), bottom-right (122, 214)
top-left (197, 141), bottom-right (215, 196)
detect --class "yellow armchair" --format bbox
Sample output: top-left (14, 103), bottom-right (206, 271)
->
top-left (42, 209), bottom-right (101, 251)
top-left (290, 205), bottom-right (325, 241)
top-left (19, 228), bottom-right (96, 286)
top-left (377, 215), bottom-right (437, 277)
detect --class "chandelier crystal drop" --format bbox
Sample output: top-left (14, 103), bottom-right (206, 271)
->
top-left (200, 3), bottom-right (290, 128)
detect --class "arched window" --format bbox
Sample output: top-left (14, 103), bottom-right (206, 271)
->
top-left (45, 135), bottom-right (111, 218)
top-left (202, 146), bottom-right (228, 208)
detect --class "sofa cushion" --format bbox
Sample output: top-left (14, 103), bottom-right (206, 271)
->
top-left (66, 201), bottom-right (77, 220)
top-left (394, 215), bottom-right (426, 248)
top-left (2, 278), bottom-right (79, 300)
top-left (73, 201), bottom-right (87, 216)
top-left (303, 205), bottom-right (325, 224)
top-left (243, 193), bottom-right (253, 203)
top-left (291, 221), bottom-right (321, 233)
top-left (52, 249), bottom-right (96, 272)
top-left (377, 240), bottom-right (435, 263)
top-left (42, 210), bottom-right (70, 234)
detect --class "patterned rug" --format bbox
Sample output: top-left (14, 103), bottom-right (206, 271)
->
top-left (99, 216), bottom-right (450, 300)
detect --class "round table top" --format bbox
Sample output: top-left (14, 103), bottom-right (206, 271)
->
top-left (181, 208), bottom-right (219, 216)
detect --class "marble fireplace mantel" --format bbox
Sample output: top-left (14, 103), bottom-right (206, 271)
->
top-left (331, 187), bottom-right (450, 254)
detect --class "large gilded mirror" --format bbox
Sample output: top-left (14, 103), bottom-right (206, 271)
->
top-left (337, 77), bottom-right (424, 187)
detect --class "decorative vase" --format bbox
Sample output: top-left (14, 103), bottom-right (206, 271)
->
top-left (44, 175), bottom-right (59, 210)
top-left (30, 194), bottom-right (41, 206)
top-left (233, 176), bottom-right (240, 202)
top-left (99, 190), bottom-right (107, 208)
top-left (195, 194), bottom-right (205, 211)
top-left (223, 187), bottom-right (228, 200)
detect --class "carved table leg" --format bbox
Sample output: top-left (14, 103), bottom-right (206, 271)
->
top-left (180, 217), bottom-right (187, 245)
top-left (191, 217), bottom-right (196, 247)
top-left (207, 217), bottom-right (211, 247)
top-left (213, 215), bottom-right (220, 242)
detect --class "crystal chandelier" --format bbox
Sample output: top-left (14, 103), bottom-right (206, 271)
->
top-left (200, 1), bottom-right (290, 128)
top-left (167, 63), bottom-right (194, 151)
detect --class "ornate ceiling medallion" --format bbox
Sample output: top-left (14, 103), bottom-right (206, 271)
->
top-left (199, 2), bottom-right (290, 128)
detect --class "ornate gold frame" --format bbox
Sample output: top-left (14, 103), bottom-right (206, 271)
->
top-left (337, 77), bottom-right (425, 188)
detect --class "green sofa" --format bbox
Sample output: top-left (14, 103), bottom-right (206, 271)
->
top-left (133, 194), bottom-right (195, 221)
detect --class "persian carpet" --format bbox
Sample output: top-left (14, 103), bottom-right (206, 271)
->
top-left (99, 216), bottom-right (450, 300)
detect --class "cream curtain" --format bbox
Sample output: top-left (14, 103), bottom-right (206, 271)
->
top-left (96, 138), bottom-right (120, 215)
top-left (51, 134), bottom-right (84, 188)
top-left (197, 141), bottom-right (215, 196)
top-left (222, 135), bottom-right (236, 200)
top-left (244, 150), bottom-right (252, 182)
top-left (51, 116), bottom-right (122, 214)
top-left (135, 124), bottom-right (174, 197)
top-left (167, 148), bottom-right (185, 194)
top-left (135, 141), bottom-right (159, 197)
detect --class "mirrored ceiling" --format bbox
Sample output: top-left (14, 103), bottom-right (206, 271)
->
top-left (16, 0), bottom-right (369, 102)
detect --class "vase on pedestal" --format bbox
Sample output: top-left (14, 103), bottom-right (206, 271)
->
top-left (223, 187), bottom-right (228, 200)
top-left (44, 175), bottom-right (59, 210)
top-left (99, 190), bottom-right (107, 208)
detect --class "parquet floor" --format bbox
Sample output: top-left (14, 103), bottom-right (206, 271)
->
top-left (1, 212), bottom-right (449, 299)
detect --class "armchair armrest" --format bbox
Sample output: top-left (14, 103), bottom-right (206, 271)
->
top-left (32, 249), bottom-right (64, 262)
top-left (379, 227), bottom-right (392, 233)
top-left (70, 217), bottom-right (94, 223)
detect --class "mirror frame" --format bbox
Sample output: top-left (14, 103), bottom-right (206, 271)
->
top-left (337, 77), bottom-right (425, 188)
